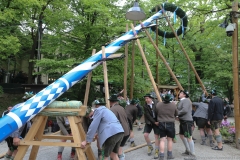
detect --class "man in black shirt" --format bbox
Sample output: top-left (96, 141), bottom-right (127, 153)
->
top-left (208, 90), bottom-right (224, 151)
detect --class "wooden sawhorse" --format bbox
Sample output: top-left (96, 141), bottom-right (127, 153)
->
top-left (15, 101), bottom-right (95, 160)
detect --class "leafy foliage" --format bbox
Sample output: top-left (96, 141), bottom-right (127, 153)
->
top-left (0, 0), bottom-right (238, 103)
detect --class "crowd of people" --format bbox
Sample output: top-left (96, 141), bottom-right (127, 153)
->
top-left (1, 89), bottom-right (229, 160)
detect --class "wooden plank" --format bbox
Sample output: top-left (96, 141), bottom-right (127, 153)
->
top-left (29, 116), bottom-right (48, 160)
top-left (19, 141), bottom-right (81, 147)
top-left (15, 116), bottom-right (47, 160)
top-left (158, 85), bottom-right (179, 89)
top-left (75, 117), bottom-right (96, 160)
top-left (42, 135), bottom-right (73, 140)
top-left (68, 116), bottom-right (86, 160)
top-left (108, 53), bottom-right (123, 59)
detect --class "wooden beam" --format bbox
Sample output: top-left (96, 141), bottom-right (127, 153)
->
top-left (130, 24), bottom-right (162, 102)
top-left (124, 24), bottom-right (128, 100)
top-left (108, 53), bottom-right (123, 59)
top-left (102, 46), bottom-right (110, 108)
top-left (41, 135), bottom-right (73, 140)
top-left (124, 140), bottom-right (155, 153)
top-left (84, 49), bottom-right (96, 106)
top-left (19, 141), bottom-right (81, 147)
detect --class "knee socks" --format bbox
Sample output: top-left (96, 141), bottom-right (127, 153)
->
top-left (188, 140), bottom-right (195, 155)
top-left (215, 135), bottom-right (222, 143)
top-left (181, 137), bottom-right (190, 151)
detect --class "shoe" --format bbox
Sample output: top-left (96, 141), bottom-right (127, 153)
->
top-left (209, 140), bottom-right (215, 147)
top-left (184, 153), bottom-right (196, 160)
top-left (118, 154), bottom-right (125, 160)
top-left (138, 128), bottom-right (143, 131)
top-left (159, 157), bottom-right (164, 160)
top-left (4, 154), bottom-right (11, 160)
top-left (147, 145), bottom-right (153, 156)
top-left (57, 154), bottom-right (62, 160)
top-left (167, 155), bottom-right (175, 159)
top-left (212, 146), bottom-right (223, 151)
top-left (70, 152), bottom-right (75, 159)
top-left (181, 150), bottom-right (190, 156)
top-left (200, 141), bottom-right (206, 145)
top-left (154, 149), bottom-right (159, 159)
top-left (130, 142), bottom-right (136, 147)
top-left (9, 157), bottom-right (14, 160)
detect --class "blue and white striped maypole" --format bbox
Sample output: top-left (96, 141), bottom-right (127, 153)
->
top-left (0, 11), bottom-right (163, 142)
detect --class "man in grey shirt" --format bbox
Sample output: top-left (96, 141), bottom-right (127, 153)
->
top-left (177, 90), bottom-right (195, 160)
top-left (193, 95), bottom-right (214, 147)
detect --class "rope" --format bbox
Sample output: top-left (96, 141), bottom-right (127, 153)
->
top-left (164, 31), bottom-right (166, 46)
top-left (173, 7), bottom-right (179, 24)
top-left (181, 14), bottom-right (187, 38)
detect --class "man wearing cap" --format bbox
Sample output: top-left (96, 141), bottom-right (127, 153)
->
top-left (155, 94), bottom-right (178, 160)
top-left (125, 99), bottom-right (139, 147)
top-left (192, 94), bottom-right (214, 147)
top-left (143, 93), bottom-right (159, 159)
top-left (109, 94), bottom-right (130, 160)
top-left (81, 99), bottom-right (124, 160)
top-left (177, 90), bottom-right (195, 160)
top-left (208, 90), bottom-right (224, 151)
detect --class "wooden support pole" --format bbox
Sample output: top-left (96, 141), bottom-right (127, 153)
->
top-left (231, 0), bottom-right (240, 149)
top-left (155, 6), bottom-right (159, 86)
top-left (142, 23), bottom-right (184, 91)
top-left (157, 4), bottom-right (207, 95)
top-left (130, 39), bottom-right (135, 100)
top-left (102, 46), bottom-right (110, 108)
top-left (84, 49), bottom-right (96, 106)
top-left (124, 24), bottom-right (128, 100)
top-left (130, 24), bottom-right (162, 102)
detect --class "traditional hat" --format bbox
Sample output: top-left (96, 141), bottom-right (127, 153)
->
top-left (143, 93), bottom-right (154, 99)
top-left (179, 90), bottom-right (189, 98)
top-left (119, 99), bottom-right (127, 108)
top-left (94, 98), bottom-right (106, 105)
top-left (130, 99), bottom-right (140, 105)
top-left (211, 89), bottom-right (217, 95)
top-left (203, 99), bottom-right (210, 103)
top-left (22, 92), bottom-right (34, 100)
top-left (223, 99), bottom-right (229, 104)
top-left (108, 94), bottom-right (119, 102)
top-left (162, 94), bottom-right (173, 102)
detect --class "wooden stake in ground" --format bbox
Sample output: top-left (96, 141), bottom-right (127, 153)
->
top-left (231, 0), bottom-right (240, 149)
top-left (157, 4), bottom-right (207, 95)
top-left (83, 49), bottom-right (96, 106)
top-left (130, 24), bottom-right (162, 102)
top-left (124, 24), bottom-right (128, 100)
top-left (102, 46), bottom-right (110, 108)
top-left (130, 37), bottom-right (135, 100)
top-left (141, 22), bottom-right (184, 91)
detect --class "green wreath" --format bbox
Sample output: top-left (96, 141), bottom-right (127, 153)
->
top-left (150, 3), bottom-right (188, 38)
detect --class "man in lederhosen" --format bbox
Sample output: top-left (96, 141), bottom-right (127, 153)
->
top-left (177, 90), bottom-right (196, 160)
top-left (143, 93), bottom-right (160, 159)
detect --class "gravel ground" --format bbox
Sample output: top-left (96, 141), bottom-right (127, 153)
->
top-left (0, 117), bottom-right (240, 160)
